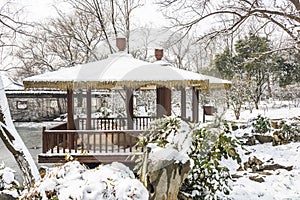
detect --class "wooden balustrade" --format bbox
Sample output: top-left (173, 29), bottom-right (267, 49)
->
top-left (42, 129), bottom-right (148, 154)
top-left (77, 116), bottom-right (156, 130)
top-left (40, 116), bottom-right (155, 163)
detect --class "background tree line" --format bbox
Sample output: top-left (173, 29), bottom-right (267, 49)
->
top-left (0, 0), bottom-right (299, 112)
top-left (212, 33), bottom-right (300, 119)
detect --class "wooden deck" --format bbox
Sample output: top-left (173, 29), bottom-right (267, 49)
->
top-left (39, 116), bottom-right (154, 164)
top-left (38, 154), bottom-right (141, 164)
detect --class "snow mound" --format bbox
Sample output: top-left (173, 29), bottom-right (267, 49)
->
top-left (0, 162), bottom-right (20, 198)
top-left (22, 161), bottom-right (148, 200)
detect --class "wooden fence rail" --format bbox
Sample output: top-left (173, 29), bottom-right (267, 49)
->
top-left (42, 129), bottom-right (149, 154)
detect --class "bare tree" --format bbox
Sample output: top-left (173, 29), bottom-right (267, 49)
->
top-left (114, 0), bottom-right (144, 52)
top-left (159, 0), bottom-right (300, 49)
top-left (14, 9), bottom-right (105, 80)
top-left (14, 0), bottom-right (145, 79)
top-left (0, 1), bottom-right (32, 72)
top-left (65, 0), bottom-right (144, 53)
top-left (162, 33), bottom-right (193, 70)
top-left (130, 27), bottom-right (157, 61)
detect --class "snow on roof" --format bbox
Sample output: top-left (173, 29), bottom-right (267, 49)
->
top-left (153, 60), bottom-right (232, 89)
top-left (23, 52), bottom-right (208, 90)
top-left (201, 74), bottom-right (232, 89)
top-left (24, 52), bottom-right (231, 90)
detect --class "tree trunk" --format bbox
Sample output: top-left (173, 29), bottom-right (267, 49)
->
top-left (234, 110), bottom-right (240, 120)
top-left (0, 75), bottom-right (39, 187)
top-left (255, 101), bottom-right (259, 110)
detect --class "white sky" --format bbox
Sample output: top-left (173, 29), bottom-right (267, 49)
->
top-left (18, 0), bottom-right (166, 27)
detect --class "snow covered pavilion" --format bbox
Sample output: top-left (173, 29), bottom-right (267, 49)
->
top-left (23, 38), bottom-right (231, 164)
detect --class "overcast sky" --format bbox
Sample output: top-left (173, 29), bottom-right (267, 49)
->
top-left (18, 0), bottom-right (166, 27)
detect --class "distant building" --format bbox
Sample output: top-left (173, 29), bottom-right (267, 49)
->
top-left (2, 72), bottom-right (67, 122)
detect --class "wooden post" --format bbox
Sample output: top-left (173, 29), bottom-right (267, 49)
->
top-left (181, 87), bottom-right (186, 119)
top-left (86, 89), bottom-right (92, 130)
top-left (203, 106), bottom-right (206, 123)
top-left (67, 88), bottom-right (75, 130)
top-left (192, 87), bottom-right (199, 122)
top-left (42, 127), bottom-right (47, 153)
top-left (126, 88), bottom-right (134, 130)
top-left (156, 87), bottom-right (171, 118)
top-left (67, 88), bottom-right (75, 149)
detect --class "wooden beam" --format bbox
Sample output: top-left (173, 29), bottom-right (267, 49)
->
top-left (86, 89), bottom-right (92, 130)
top-left (38, 154), bottom-right (141, 164)
top-left (192, 87), bottom-right (199, 122)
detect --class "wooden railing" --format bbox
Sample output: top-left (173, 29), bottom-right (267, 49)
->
top-left (42, 129), bottom-right (148, 154)
top-left (42, 122), bottom-right (68, 152)
top-left (76, 116), bottom-right (156, 130)
top-left (134, 116), bottom-right (156, 130)
top-left (41, 116), bottom-right (155, 157)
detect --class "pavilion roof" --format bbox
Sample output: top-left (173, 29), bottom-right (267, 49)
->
top-left (23, 52), bottom-right (230, 90)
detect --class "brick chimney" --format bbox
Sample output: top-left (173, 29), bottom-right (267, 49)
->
top-left (155, 49), bottom-right (163, 60)
top-left (116, 38), bottom-right (126, 51)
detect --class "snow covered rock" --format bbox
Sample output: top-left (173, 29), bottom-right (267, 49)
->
top-left (0, 193), bottom-right (16, 200)
top-left (138, 117), bottom-right (192, 200)
top-left (142, 147), bottom-right (191, 200)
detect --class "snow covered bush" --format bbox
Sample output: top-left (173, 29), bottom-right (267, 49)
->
top-left (21, 161), bottom-right (148, 200)
top-left (136, 117), bottom-right (241, 199)
top-left (0, 162), bottom-right (20, 198)
top-left (134, 116), bottom-right (190, 174)
top-left (273, 119), bottom-right (300, 145)
top-left (136, 116), bottom-right (182, 148)
top-left (250, 115), bottom-right (271, 134)
top-left (96, 107), bottom-right (112, 118)
top-left (181, 122), bottom-right (241, 199)
top-left (135, 116), bottom-right (191, 169)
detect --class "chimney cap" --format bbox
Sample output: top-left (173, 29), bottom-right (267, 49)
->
top-left (155, 49), bottom-right (163, 60)
top-left (116, 38), bottom-right (126, 51)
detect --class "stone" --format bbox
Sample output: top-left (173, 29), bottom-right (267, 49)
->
top-left (294, 135), bottom-right (300, 142)
top-left (249, 176), bottom-right (265, 183)
top-left (178, 192), bottom-right (193, 200)
top-left (0, 193), bottom-right (16, 200)
top-left (243, 156), bottom-right (263, 172)
top-left (271, 121), bottom-right (279, 129)
top-left (140, 148), bottom-right (191, 200)
top-left (255, 135), bottom-right (273, 144)
top-left (231, 174), bottom-right (243, 179)
top-left (263, 164), bottom-right (293, 171)
top-left (257, 171), bottom-right (273, 176)
top-left (245, 136), bottom-right (256, 146)
top-left (272, 131), bottom-right (289, 146)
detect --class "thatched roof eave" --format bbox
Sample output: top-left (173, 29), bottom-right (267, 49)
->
top-left (23, 79), bottom-right (209, 91)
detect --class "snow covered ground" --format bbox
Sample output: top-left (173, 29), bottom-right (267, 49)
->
top-left (228, 142), bottom-right (300, 199)
top-left (222, 102), bottom-right (300, 199)
top-left (1, 100), bottom-right (300, 199)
